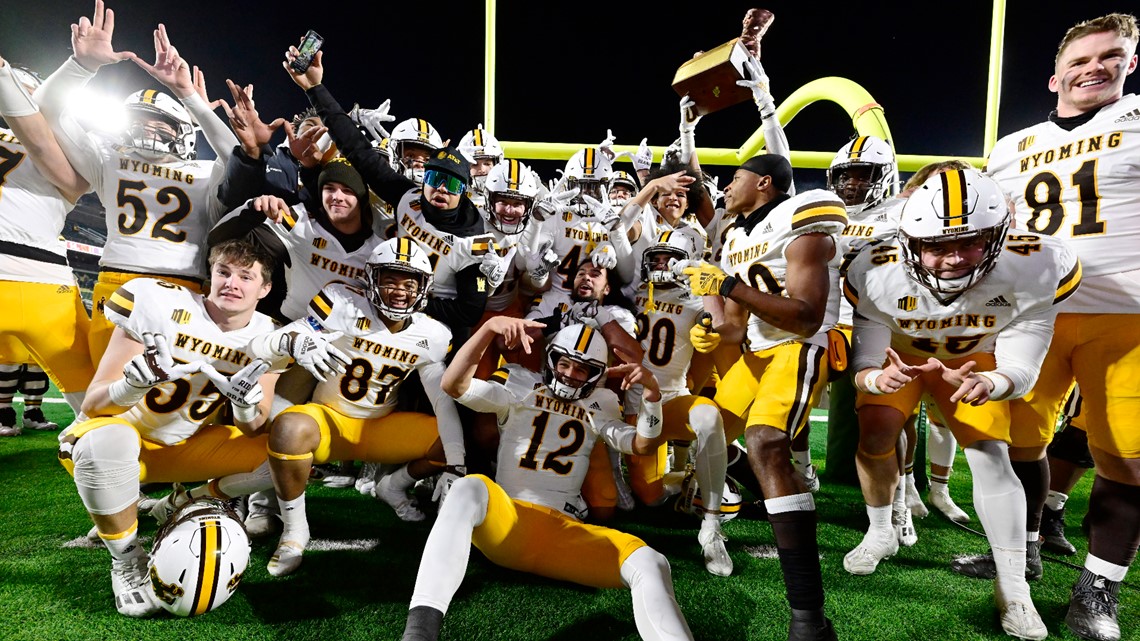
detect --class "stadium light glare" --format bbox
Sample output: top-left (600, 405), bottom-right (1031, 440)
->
top-left (73, 87), bottom-right (127, 136)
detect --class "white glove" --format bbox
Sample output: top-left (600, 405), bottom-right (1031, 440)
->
top-left (662, 138), bottom-right (683, 167)
top-left (598, 129), bottom-right (617, 160)
top-left (280, 331), bottom-right (350, 383)
top-left (479, 246), bottom-right (516, 290)
top-left (590, 241), bottom-right (618, 270)
top-left (679, 95), bottom-right (702, 133)
top-left (578, 193), bottom-right (611, 219)
top-left (633, 137), bottom-right (653, 172)
top-left (350, 98), bottom-right (396, 142)
top-left (525, 239), bottom-right (559, 286)
top-left (201, 360), bottom-right (270, 423)
top-left (124, 333), bottom-right (202, 387)
top-left (737, 57), bottom-right (775, 120)
top-left (704, 174), bottom-right (724, 206)
top-left (533, 188), bottom-right (578, 222)
top-left (564, 300), bottom-right (600, 327)
top-left (432, 465), bottom-right (466, 506)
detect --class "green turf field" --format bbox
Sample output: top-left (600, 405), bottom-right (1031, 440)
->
top-left (0, 399), bottom-right (1132, 641)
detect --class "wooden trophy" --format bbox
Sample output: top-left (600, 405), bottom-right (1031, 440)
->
top-left (671, 9), bottom-right (774, 116)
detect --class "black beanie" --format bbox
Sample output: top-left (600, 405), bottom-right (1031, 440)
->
top-left (318, 157), bottom-right (369, 203)
top-left (739, 154), bottom-right (793, 193)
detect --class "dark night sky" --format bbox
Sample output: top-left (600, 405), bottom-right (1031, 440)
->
top-left (3, 1), bottom-right (1138, 186)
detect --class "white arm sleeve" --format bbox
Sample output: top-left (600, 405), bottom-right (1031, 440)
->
top-left (181, 92), bottom-right (238, 166)
top-left (420, 360), bottom-right (466, 466)
top-left (852, 312), bottom-right (893, 372)
top-left (246, 318), bottom-right (310, 368)
top-left (454, 378), bottom-right (512, 420)
top-left (609, 220), bottom-right (637, 284)
top-left (34, 57), bottom-right (103, 185)
top-left (761, 117), bottom-right (794, 196)
top-left (592, 417), bottom-right (637, 455)
top-left (990, 310), bottom-right (1059, 400)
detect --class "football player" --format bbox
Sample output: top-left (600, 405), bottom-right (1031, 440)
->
top-left (247, 238), bottom-right (460, 577)
top-left (0, 360), bottom-right (58, 435)
top-left (401, 318), bottom-right (693, 641)
top-left (35, 7), bottom-right (241, 363)
top-left (843, 169), bottom-right (1079, 640)
top-left (985, 14), bottom-right (1139, 641)
top-left (675, 154), bottom-right (844, 641)
top-left (388, 116), bottom-right (445, 186)
top-left (624, 227), bottom-right (733, 576)
top-left (58, 239), bottom-right (279, 617)
top-left (0, 56), bottom-right (93, 416)
top-left (457, 123), bottom-right (503, 204)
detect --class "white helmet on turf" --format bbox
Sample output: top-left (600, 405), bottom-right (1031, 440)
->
top-left (365, 238), bottom-right (434, 321)
top-left (898, 168), bottom-right (1010, 304)
top-left (484, 159), bottom-right (539, 235)
top-left (675, 468), bottom-right (743, 522)
top-left (122, 89), bottom-right (197, 162)
top-left (544, 323), bottom-right (609, 401)
top-left (389, 117), bottom-right (444, 184)
top-left (148, 498), bottom-right (250, 617)
top-left (826, 135), bottom-right (898, 212)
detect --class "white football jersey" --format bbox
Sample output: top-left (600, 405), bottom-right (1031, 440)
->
top-left (532, 209), bottom-right (614, 293)
top-left (456, 365), bottom-right (638, 519)
top-left (844, 232), bottom-right (1081, 364)
top-left (527, 288), bottom-right (638, 337)
top-left (720, 190), bottom-right (848, 351)
top-left (477, 209), bottom-right (527, 313)
top-left (627, 282), bottom-right (705, 394)
top-left (987, 94), bottom-right (1140, 312)
top-left (834, 198), bottom-right (904, 327)
top-left (705, 207), bottom-right (739, 267)
top-left (394, 190), bottom-right (499, 299)
top-left (633, 207), bottom-right (709, 265)
top-left (292, 282), bottom-right (453, 419)
top-left (0, 127), bottom-right (74, 285)
top-left (233, 202), bottom-right (384, 321)
top-left (103, 278), bottom-right (278, 445)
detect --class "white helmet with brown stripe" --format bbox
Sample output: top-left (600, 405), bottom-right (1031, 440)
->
top-left (365, 237), bottom-right (435, 321)
top-left (148, 497), bottom-right (250, 616)
top-left (458, 124), bottom-right (504, 193)
top-left (562, 146), bottom-right (613, 207)
top-left (484, 158), bottom-right (540, 235)
top-left (544, 323), bottom-right (609, 401)
top-left (122, 89), bottom-right (197, 162)
top-left (826, 135), bottom-right (898, 212)
top-left (389, 117), bottom-right (444, 184)
top-left (898, 168), bottom-right (1010, 303)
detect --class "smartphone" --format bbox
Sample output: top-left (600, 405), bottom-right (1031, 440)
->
top-left (290, 30), bottom-right (324, 73)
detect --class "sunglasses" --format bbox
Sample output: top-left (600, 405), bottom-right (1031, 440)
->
top-left (423, 170), bottom-right (467, 195)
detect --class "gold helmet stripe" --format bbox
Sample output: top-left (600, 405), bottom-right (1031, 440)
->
top-left (191, 520), bottom-right (222, 615)
top-left (847, 136), bottom-right (868, 160)
top-left (141, 89), bottom-right (158, 105)
top-left (508, 159), bottom-right (521, 190)
top-left (941, 169), bottom-right (969, 227)
top-left (474, 128), bottom-right (484, 147)
top-left (397, 237), bottom-right (414, 261)
top-left (417, 119), bottom-right (430, 141)
top-left (583, 148), bottom-right (595, 176)
top-left (574, 325), bottom-right (596, 353)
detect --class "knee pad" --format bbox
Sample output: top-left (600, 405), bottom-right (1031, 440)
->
top-left (71, 423), bottom-right (141, 515)
top-left (1047, 423), bottom-right (1094, 468)
top-left (689, 404), bottom-right (724, 442)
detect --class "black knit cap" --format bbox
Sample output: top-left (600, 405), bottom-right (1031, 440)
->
top-left (318, 157), bottom-right (369, 203)
top-left (424, 146), bottom-right (472, 184)
top-left (739, 154), bottom-right (793, 193)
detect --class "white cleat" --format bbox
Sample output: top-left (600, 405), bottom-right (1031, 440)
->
top-left (930, 488), bottom-right (971, 523)
top-left (996, 593), bottom-right (1047, 640)
top-left (905, 481), bottom-right (929, 519)
top-left (698, 520), bottom-right (733, 577)
top-left (267, 539), bottom-right (305, 577)
top-left (843, 527), bottom-right (899, 576)
top-left (796, 462), bottom-right (821, 493)
top-left (148, 482), bottom-right (190, 525)
top-left (355, 462), bottom-right (380, 495)
top-left (374, 473), bottom-right (426, 522)
top-left (894, 506), bottom-right (918, 547)
top-left (110, 553), bottom-right (160, 617)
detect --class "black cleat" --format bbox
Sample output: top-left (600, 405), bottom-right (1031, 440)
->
top-left (1041, 505), bottom-right (1077, 555)
top-left (1066, 572), bottom-right (1121, 641)
top-left (788, 608), bottom-right (837, 641)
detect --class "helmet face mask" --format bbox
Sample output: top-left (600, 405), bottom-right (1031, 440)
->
top-left (389, 118), bottom-right (444, 184)
top-left (826, 135), bottom-right (897, 211)
top-left (898, 168), bottom-right (1011, 304)
top-left (544, 324), bottom-right (608, 401)
top-left (122, 90), bottom-right (196, 162)
top-left (563, 147), bottom-right (613, 213)
top-left (484, 159), bottom-right (539, 235)
top-left (148, 497), bottom-right (250, 617)
top-left (365, 238), bottom-right (434, 321)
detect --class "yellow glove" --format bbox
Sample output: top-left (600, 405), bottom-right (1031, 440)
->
top-left (681, 262), bottom-right (736, 297)
top-left (689, 313), bottom-right (721, 353)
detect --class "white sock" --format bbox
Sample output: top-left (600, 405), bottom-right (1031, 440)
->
top-left (388, 465), bottom-right (416, 492)
top-left (867, 504), bottom-right (893, 531)
top-left (99, 522), bottom-right (143, 561)
top-left (791, 448), bottom-right (811, 468)
top-left (278, 494), bottom-right (310, 545)
top-left (1045, 490), bottom-right (1069, 511)
top-left (1085, 554), bottom-right (1129, 583)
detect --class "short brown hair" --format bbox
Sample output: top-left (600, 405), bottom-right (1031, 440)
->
top-left (1056, 13), bottom-right (1139, 65)
top-left (903, 159), bottom-right (974, 193)
top-left (208, 239), bottom-right (275, 283)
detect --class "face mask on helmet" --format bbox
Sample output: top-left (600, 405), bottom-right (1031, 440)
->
top-left (390, 118), bottom-right (443, 184)
top-left (484, 159), bottom-right (539, 235)
top-left (365, 238), bottom-right (434, 321)
top-left (826, 135), bottom-right (897, 211)
top-left (563, 147), bottom-right (613, 211)
top-left (458, 125), bottom-right (503, 192)
top-left (898, 168), bottom-right (1010, 305)
top-left (641, 228), bottom-right (703, 284)
top-left (544, 323), bottom-right (609, 401)
top-left (121, 90), bottom-right (196, 162)
top-left (148, 498), bottom-right (250, 617)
